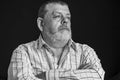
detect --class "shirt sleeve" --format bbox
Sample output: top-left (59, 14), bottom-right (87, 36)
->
top-left (7, 45), bottom-right (45, 80)
top-left (59, 44), bottom-right (105, 80)
top-left (76, 44), bottom-right (105, 80)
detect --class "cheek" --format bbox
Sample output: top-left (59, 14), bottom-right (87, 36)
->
top-left (50, 20), bottom-right (60, 32)
top-left (45, 21), bottom-right (57, 34)
top-left (68, 21), bottom-right (71, 27)
top-left (44, 17), bottom-right (61, 33)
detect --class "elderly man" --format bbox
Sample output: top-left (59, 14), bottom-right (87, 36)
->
top-left (8, 0), bottom-right (105, 80)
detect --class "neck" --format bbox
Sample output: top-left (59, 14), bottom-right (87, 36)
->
top-left (50, 46), bottom-right (63, 57)
top-left (41, 34), bottom-right (63, 57)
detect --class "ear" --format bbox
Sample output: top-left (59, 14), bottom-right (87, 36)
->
top-left (37, 17), bottom-right (44, 32)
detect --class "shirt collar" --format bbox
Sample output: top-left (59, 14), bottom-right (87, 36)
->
top-left (37, 34), bottom-right (77, 51)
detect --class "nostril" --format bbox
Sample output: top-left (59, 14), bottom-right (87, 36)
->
top-left (61, 19), bottom-right (67, 25)
top-left (61, 17), bottom-right (68, 24)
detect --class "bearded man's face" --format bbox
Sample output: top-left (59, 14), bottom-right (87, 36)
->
top-left (43, 3), bottom-right (71, 42)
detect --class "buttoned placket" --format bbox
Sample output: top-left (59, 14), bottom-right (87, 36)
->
top-left (48, 50), bottom-right (59, 70)
top-left (43, 45), bottom-right (70, 70)
top-left (53, 57), bottom-right (58, 69)
top-left (44, 47), bottom-right (60, 80)
top-left (43, 45), bottom-right (59, 69)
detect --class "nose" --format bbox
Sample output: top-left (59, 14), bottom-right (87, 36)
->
top-left (61, 17), bottom-right (68, 25)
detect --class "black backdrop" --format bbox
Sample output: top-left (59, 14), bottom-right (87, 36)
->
top-left (0, 0), bottom-right (119, 80)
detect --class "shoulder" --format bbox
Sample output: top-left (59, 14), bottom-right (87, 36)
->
top-left (74, 42), bottom-right (99, 59)
top-left (12, 40), bottom-right (37, 55)
top-left (73, 42), bottom-right (96, 55)
top-left (11, 41), bottom-right (36, 60)
top-left (73, 42), bottom-right (95, 51)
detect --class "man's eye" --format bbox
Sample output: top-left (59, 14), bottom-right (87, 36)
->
top-left (67, 17), bottom-right (71, 20)
top-left (53, 15), bottom-right (61, 18)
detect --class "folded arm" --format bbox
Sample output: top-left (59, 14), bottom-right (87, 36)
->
top-left (8, 45), bottom-right (46, 80)
top-left (58, 44), bottom-right (105, 80)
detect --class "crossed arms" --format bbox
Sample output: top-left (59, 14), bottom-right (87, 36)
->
top-left (8, 45), bottom-right (105, 80)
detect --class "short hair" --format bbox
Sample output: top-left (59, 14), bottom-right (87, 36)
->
top-left (38, 0), bottom-right (68, 18)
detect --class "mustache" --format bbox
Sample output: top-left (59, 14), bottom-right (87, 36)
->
top-left (58, 25), bottom-right (70, 31)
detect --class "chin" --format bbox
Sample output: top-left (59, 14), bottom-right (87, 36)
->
top-left (56, 31), bottom-right (71, 40)
top-left (48, 31), bottom-right (71, 48)
top-left (48, 30), bottom-right (71, 43)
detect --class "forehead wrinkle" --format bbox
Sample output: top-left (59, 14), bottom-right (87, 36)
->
top-left (46, 3), bottom-right (70, 15)
top-left (54, 6), bottom-right (70, 15)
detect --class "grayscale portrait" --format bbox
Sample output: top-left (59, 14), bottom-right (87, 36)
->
top-left (7, 0), bottom-right (106, 80)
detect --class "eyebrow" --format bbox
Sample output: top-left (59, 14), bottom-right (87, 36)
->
top-left (52, 11), bottom-right (71, 16)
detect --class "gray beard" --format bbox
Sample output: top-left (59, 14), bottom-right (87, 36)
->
top-left (45, 30), bottom-right (71, 48)
top-left (42, 29), bottom-right (71, 48)
top-left (50, 30), bottom-right (71, 42)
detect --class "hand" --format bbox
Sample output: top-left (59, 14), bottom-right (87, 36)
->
top-left (58, 70), bottom-right (79, 80)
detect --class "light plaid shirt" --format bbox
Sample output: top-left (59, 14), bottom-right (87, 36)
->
top-left (8, 36), bottom-right (105, 80)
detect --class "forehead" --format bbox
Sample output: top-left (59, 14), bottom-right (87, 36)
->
top-left (45, 3), bottom-right (70, 15)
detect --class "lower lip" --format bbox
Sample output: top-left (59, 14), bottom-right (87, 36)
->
top-left (59, 28), bottom-right (69, 31)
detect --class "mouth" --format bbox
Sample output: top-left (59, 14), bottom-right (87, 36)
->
top-left (60, 28), bottom-right (69, 31)
top-left (58, 26), bottom-right (70, 31)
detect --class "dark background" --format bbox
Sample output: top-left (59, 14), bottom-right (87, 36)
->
top-left (0, 0), bottom-right (119, 80)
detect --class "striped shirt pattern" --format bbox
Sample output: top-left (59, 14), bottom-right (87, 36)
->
top-left (8, 36), bottom-right (105, 80)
